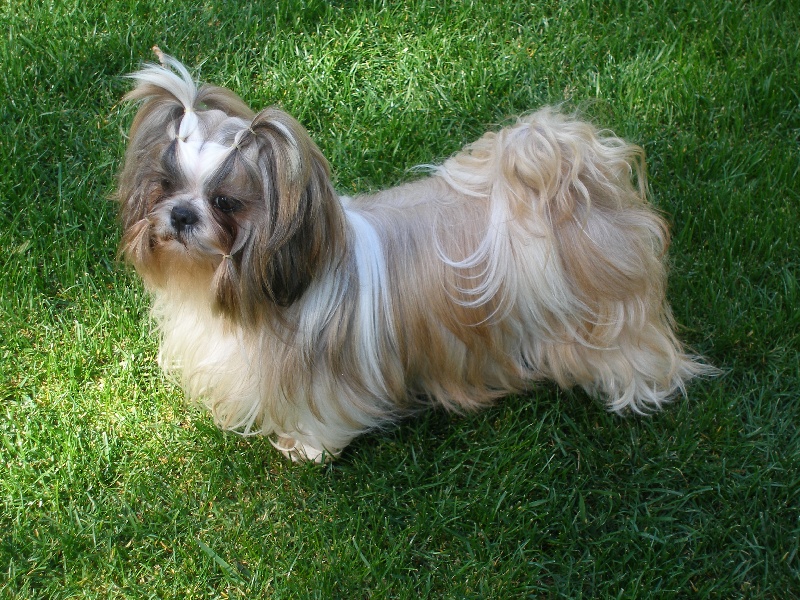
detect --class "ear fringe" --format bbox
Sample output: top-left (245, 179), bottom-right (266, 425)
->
top-left (119, 218), bottom-right (152, 268)
top-left (213, 255), bottom-right (243, 320)
top-left (233, 108), bottom-right (344, 314)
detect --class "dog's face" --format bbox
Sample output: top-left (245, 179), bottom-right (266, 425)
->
top-left (117, 59), bottom-right (343, 324)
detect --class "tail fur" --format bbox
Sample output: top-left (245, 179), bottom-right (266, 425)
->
top-left (438, 108), bottom-right (713, 413)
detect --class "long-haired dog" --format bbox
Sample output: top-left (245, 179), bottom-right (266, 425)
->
top-left (117, 49), bottom-right (710, 462)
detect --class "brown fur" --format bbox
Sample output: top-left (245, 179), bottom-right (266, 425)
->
top-left (117, 54), bottom-right (713, 461)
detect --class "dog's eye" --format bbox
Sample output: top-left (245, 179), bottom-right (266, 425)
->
top-left (212, 195), bottom-right (241, 213)
top-left (160, 179), bottom-right (173, 193)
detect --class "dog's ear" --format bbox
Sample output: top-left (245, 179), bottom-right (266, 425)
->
top-left (116, 80), bottom-right (185, 274)
top-left (117, 55), bottom-right (201, 255)
top-left (215, 109), bottom-right (344, 323)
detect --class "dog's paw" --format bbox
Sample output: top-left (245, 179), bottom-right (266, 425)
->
top-left (271, 436), bottom-right (337, 464)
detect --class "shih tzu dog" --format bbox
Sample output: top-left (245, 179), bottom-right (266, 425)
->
top-left (117, 49), bottom-right (709, 462)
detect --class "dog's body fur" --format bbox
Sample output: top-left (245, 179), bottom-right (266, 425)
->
top-left (118, 51), bottom-right (709, 461)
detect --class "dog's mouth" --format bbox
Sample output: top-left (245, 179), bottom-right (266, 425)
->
top-left (151, 224), bottom-right (227, 263)
top-left (168, 229), bottom-right (190, 246)
top-left (149, 219), bottom-right (191, 247)
top-left (165, 232), bottom-right (203, 260)
top-left (129, 209), bottom-right (227, 263)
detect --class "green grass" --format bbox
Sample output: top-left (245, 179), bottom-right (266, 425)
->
top-left (1, 0), bottom-right (798, 597)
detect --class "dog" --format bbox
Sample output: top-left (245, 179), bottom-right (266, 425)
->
top-left (117, 48), bottom-right (710, 462)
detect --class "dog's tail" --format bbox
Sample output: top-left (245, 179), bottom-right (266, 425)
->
top-left (436, 108), bottom-right (714, 413)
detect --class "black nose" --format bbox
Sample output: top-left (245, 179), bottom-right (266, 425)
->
top-left (170, 205), bottom-right (199, 232)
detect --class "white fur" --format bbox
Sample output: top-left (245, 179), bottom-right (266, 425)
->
top-left (151, 206), bottom-right (401, 459)
top-left (119, 54), bottom-right (713, 463)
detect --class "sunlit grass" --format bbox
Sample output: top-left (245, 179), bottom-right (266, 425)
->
top-left (1, 0), bottom-right (798, 597)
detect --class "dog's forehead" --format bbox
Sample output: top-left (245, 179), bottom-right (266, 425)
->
top-left (170, 111), bottom-right (250, 186)
top-left (177, 138), bottom-right (229, 183)
top-left (203, 111), bottom-right (249, 143)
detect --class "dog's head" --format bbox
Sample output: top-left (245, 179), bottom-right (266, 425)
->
top-left (117, 50), bottom-right (342, 324)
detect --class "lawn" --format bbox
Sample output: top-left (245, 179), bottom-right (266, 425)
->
top-left (1, 0), bottom-right (798, 597)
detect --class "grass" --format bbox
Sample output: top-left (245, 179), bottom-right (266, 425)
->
top-left (1, 0), bottom-right (798, 597)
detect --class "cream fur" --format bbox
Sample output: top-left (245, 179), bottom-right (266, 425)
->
top-left (118, 52), bottom-right (712, 462)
